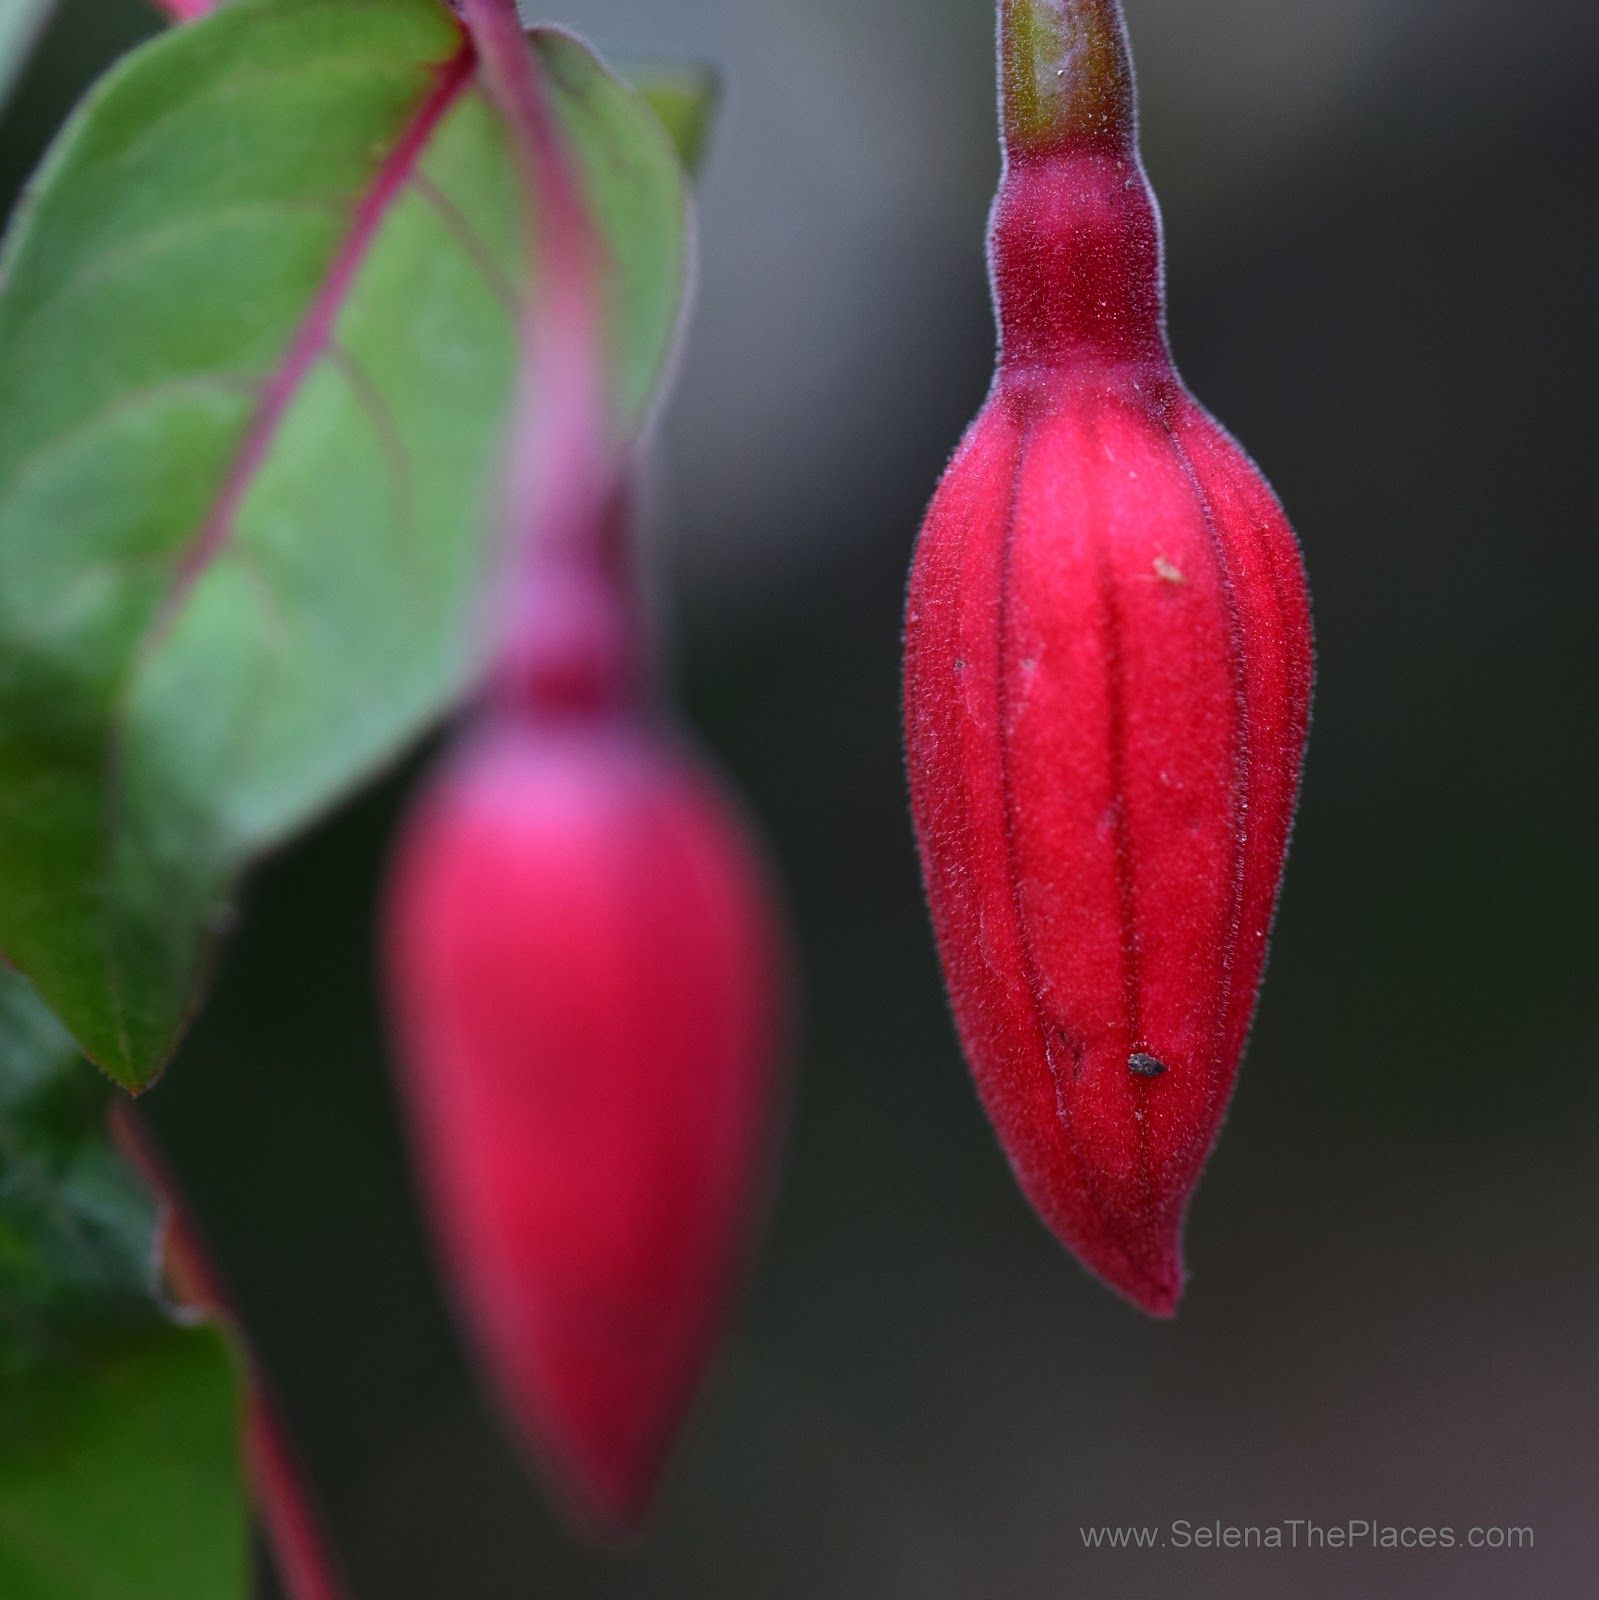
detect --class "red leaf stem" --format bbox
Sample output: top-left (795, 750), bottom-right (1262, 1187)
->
top-left (110, 1106), bottom-right (352, 1600)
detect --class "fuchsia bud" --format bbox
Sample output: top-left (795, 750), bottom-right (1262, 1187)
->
top-left (385, 0), bottom-right (787, 1534)
top-left (903, 0), bottom-right (1313, 1316)
top-left (386, 718), bottom-right (783, 1532)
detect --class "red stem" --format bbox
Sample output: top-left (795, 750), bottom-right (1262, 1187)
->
top-left (148, 0), bottom-right (216, 21)
top-left (110, 1107), bottom-right (352, 1600)
top-left (243, 1390), bottom-right (348, 1600)
top-left (455, 0), bottom-right (632, 716)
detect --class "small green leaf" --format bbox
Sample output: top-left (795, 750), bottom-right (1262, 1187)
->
top-left (0, 1324), bottom-right (248, 1600)
top-left (0, 0), bottom-right (55, 115)
top-left (0, 969), bottom-right (164, 1374)
top-left (0, 0), bottom-right (689, 1087)
top-left (0, 964), bottom-right (250, 1597)
top-left (625, 59), bottom-right (722, 176)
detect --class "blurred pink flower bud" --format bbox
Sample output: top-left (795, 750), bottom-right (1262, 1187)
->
top-left (385, 718), bottom-right (785, 1533)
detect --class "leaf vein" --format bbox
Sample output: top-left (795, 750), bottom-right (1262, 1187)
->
top-left (5, 197), bottom-right (350, 361)
top-left (91, 35), bottom-right (478, 1079)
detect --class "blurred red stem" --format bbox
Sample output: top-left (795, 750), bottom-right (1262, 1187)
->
top-left (149, 0), bottom-right (216, 22)
top-left (455, 0), bottom-right (632, 715)
top-left (110, 1106), bottom-right (351, 1600)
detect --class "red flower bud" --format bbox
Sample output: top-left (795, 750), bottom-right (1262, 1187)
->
top-left (384, 718), bottom-right (784, 1533)
top-left (903, 0), bottom-right (1313, 1316)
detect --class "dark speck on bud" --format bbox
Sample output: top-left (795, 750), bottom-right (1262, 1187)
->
top-left (1128, 1053), bottom-right (1168, 1078)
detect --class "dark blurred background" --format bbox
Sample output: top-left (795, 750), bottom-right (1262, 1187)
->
top-left (5, 1), bottom-right (1598, 1595)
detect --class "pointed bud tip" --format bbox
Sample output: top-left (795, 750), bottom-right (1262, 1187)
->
top-left (1124, 1271), bottom-right (1183, 1321)
top-left (1073, 1213), bottom-right (1186, 1318)
top-left (1001, 0), bottom-right (1135, 159)
top-left (526, 1419), bottom-right (663, 1544)
top-left (1102, 1259), bottom-right (1183, 1320)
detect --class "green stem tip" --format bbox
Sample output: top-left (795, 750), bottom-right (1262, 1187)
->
top-left (1000, 0), bottom-right (1136, 159)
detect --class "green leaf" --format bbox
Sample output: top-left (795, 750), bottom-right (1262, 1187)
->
top-left (0, 968), bottom-right (164, 1374)
top-left (0, 964), bottom-right (250, 1597)
top-left (0, 0), bottom-right (689, 1088)
top-left (625, 58), bottom-right (721, 176)
top-left (0, 0), bottom-right (55, 116)
top-left (0, 1324), bottom-right (248, 1600)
